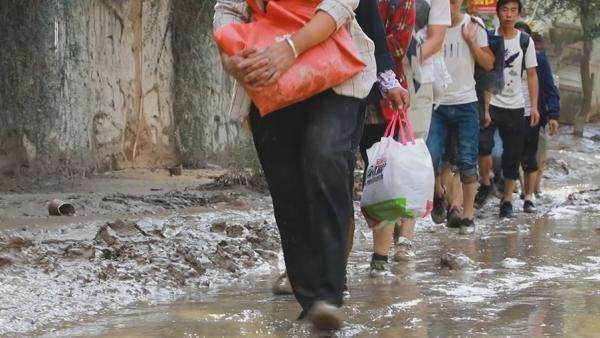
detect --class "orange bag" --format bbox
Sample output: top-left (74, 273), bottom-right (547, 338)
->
top-left (213, 0), bottom-right (366, 116)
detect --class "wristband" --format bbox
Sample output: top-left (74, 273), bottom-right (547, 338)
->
top-left (285, 36), bottom-right (299, 59)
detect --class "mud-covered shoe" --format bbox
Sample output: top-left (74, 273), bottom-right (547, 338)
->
top-left (474, 184), bottom-right (492, 209)
top-left (393, 237), bottom-right (415, 262)
top-left (272, 272), bottom-right (293, 295)
top-left (308, 301), bottom-right (345, 331)
top-left (534, 189), bottom-right (543, 199)
top-left (458, 218), bottom-right (476, 235)
top-left (499, 201), bottom-right (514, 218)
top-left (431, 187), bottom-right (448, 224)
top-left (369, 259), bottom-right (392, 278)
top-left (446, 207), bottom-right (462, 228)
top-left (523, 200), bottom-right (537, 213)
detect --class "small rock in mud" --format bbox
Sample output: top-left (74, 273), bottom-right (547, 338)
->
top-left (211, 221), bottom-right (227, 233)
top-left (0, 256), bottom-right (13, 267)
top-left (566, 188), bottom-right (600, 205)
top-left (4, 236), bottom-right (34, 250)
top-left (544, 158), bottom-right (570, 177)
top-left (440, 253), bottom-right (477, 270)
top-left (226, 224), bottom-right (246, 238)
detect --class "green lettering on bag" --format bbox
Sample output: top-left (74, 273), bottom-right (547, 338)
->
top-left (363, 198), bottom-right (416, 221)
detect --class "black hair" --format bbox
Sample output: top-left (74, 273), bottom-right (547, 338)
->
top-left (515, 21), bottom-right (532, 34)
top-left (496, 0), bottom-right (522, 14)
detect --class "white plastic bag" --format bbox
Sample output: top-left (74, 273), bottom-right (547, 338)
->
top-left (360, 111), bottom-right (434, 228)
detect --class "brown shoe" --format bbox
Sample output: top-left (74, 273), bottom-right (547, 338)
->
top-left (308, 301), bottom-right (345, 331)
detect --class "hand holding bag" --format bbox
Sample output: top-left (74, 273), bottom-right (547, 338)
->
top-left (360, 110), bottom-right (434, 229)
top-left (213, 0), bottom-right (366, 116)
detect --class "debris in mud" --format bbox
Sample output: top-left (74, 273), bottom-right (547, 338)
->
top-left (564, 188), bottom-right (600, 213)
top-left (201, 168), bottom-right (268, 193)
top-left (440, 253), bottom-right (477, 270)
top-left (0, 256), bottom-right (13, 267)
top-left (168, 164), bottom-right (183, 176)
top-left (543, 158), bottom-right (570, 177)
top-left (101, 190), bottom-right (237, 212)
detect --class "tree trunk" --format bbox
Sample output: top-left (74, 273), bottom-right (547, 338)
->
top-left (574, 3), bottom-right (595, 137)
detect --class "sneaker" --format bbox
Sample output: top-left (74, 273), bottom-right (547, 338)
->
top-left (458, 218), bottom-right (476, 235)
top-left (393, 237), bottom-right (416, 262)
top-left (499, 201), bottom-right (514, 218)
top-left (308, 301), bottom-right (345, 331)
top-left (523, 200), bottom-right (537, 213)
top-left (369, 259), bottom-right (392, 278)
top-left (520, 193), bottom-right (525, 200)
top-left (272, 272), bottom-right (294, 295)
top-left (446, 207), bottom-right (462, 228)
top-left (474, 184), bottom-right (492, 209)
top-left (534, 189), bottom-right (543, 199)
top-left (431, 187), bottom-right (448, 224)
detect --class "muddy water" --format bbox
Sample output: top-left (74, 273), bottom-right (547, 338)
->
top-left (0, 129), bottom-right (600, 337)
top-left (36, 213), bottom-right (600, 337)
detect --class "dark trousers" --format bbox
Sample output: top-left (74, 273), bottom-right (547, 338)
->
top-left (479, 106), bottom-right (525, 180)
top-left (249, 90), bottom-right (361, 311)
top-left (522, 116), bottom-right (540, 173)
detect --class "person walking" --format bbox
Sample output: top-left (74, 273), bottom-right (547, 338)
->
top-left (515, 22), bottom-right (560, 212)
top-left (214, 0), bottom-right (377, 330)
top-left (366, 0), bottom-right (450, 276)
top-left (426, 0), bottom-right (495, 234)
top-left (475, 0), bottom-right (539, 218)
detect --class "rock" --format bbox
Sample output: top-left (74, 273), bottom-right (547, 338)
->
top-left (440, 253), bottom-right (476, 270)
top-left (272, 272), bottom-right (294, 295)
top-left (0, 256), bottom-right (13, 268)
top-left (211, 221), bottom-right (227, 233)
top-left (226, 224), bottom-right (245, 238)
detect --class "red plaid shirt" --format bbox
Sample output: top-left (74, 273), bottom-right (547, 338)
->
top-left (366, 0), bottom-right (416, 124)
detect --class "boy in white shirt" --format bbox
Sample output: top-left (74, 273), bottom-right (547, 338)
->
top-left (426, 0), bottom-right (495, 234)
top-left (475, 0), bottom-right (539, 218)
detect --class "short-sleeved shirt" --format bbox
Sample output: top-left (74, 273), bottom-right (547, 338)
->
top-left (490, 30), bottom-right (537, 109)
top-left (438, 14), bottom-right (488, 105)
top-left (412, 0), bottom-right (451, 85)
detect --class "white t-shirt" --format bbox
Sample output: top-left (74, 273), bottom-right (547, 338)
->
top-left (413, 0), bottom-right (451, 84)
top-left (438, 14), bottom-right (488, 105)
top-left (490, 30), bottom-right (537, 109)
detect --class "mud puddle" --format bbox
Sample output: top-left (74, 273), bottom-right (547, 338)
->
top-left (33, 213), bottom-right (600, 337)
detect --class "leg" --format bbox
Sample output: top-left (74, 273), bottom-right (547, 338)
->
top-left (475, 121), bottom-right (496, 208)
top-left (455, 102), bottom-right (481, 225)
top-left (301, 91), bottom-right (361, 308)
top-left (426, 106), bottom-right (449, 224)
top-left (496, 107), bottom-right (525, 216)
top-left (521, 116), bottom-right (541, 212)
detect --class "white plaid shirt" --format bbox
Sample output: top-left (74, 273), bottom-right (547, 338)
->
top-left (214, 0), bottom-right (377, 121)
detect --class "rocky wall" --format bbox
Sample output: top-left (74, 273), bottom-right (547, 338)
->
top-left (0, 0), bottom-right (239, 178)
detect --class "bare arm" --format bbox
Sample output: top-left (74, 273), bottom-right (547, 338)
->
top-left (420, 25), bottom-right (447, 63)
top-left (527, 67), bottom-right (540, 126)
top-left (483, 90), bottom-right (492, 127)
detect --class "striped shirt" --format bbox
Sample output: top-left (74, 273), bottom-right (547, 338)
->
top-left (214, 0), bottom-right (377, 121)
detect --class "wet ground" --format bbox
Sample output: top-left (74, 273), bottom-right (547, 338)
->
top-left (2, 126), bottom-right (600, 337)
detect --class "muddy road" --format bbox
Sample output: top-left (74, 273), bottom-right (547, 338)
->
top-left (1, 126), bottom-right (600, 337)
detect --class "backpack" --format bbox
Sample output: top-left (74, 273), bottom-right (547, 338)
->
top-left (473, 18), bottom-right (530, 96)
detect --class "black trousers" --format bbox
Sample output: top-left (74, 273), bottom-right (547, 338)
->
top-left (522, 116), bottom-right (540, 173)
top-left (249, 90), bottom-right (361, 311)
top-left (479, 106), bottom-right (525, 180)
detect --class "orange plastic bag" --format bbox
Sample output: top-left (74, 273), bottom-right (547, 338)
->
top-left (213, 0), bottom-right (366, 116)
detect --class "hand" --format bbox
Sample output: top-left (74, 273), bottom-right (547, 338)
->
top-left (484, 111), bottom-right (492, 128)
top-left (238, 40), bottom-right (296, 89)
top-left (461, 22), bottom-right (478, 46)
top-left (548, 119), bottom-right (560, 135)
top-left (220, 48), bottom-right (259, 81)
top-left (530, 109), bottom-right (540, 127)
top-left (386, 86), bottom-right (410, 111)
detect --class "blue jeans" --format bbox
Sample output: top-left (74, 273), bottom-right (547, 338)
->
top-left (426, 102), bottom-right (480, 183)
